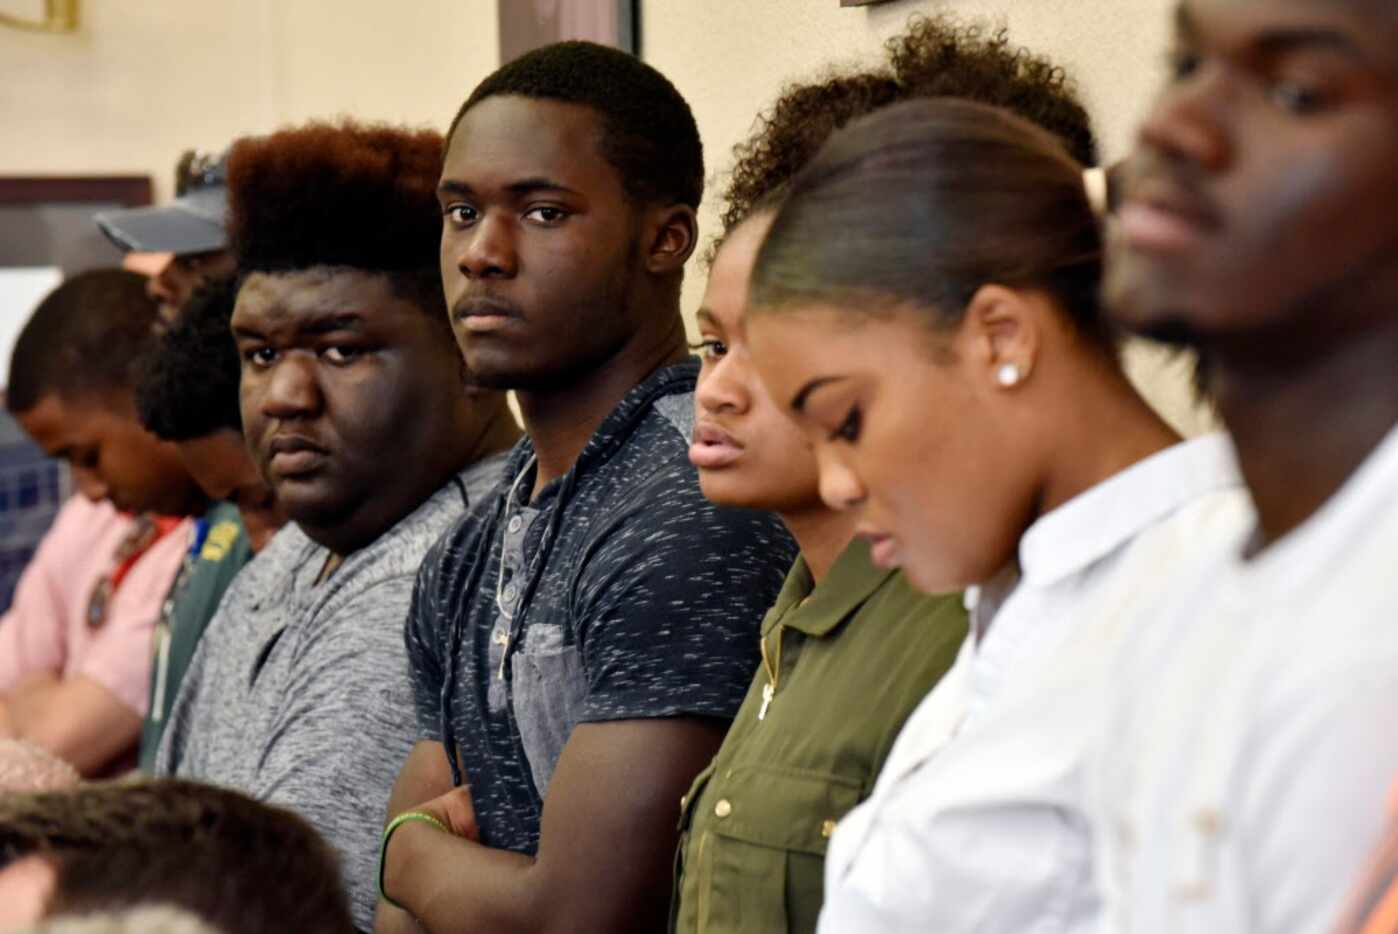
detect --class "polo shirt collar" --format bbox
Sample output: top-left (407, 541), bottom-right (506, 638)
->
top-left (501, 358), bottom-right (701, 509)
top-left (1016, 432), bottom-right (1241, 589)
top-left (764, 537), bottom-right (896, 639)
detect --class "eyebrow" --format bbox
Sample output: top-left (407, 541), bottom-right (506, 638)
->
top-left (231, 312), bottom-right (364, 340)
top-left (790, 376), bottom-right (848, 414)
top-left (1253, 26), bottom-right (1366, 61)
top-left (695, 308), bottom-right (718, 327)
top-left (1174, 2), bottom-right (1195, 41)
top-left (437, 177), bottom-right (583, 199)
top-left (1176, 2), bottom-right (1367, 62)
top-left (300, 313), bottom-right (366, 335)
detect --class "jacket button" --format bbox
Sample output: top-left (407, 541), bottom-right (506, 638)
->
top-left (714, 799), bottom-right (732, 819)
top-left (821, 819), bottom-right (837, 838)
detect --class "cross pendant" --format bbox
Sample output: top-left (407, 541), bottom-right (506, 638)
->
top-left (758, 682), bottom-right (775, 721)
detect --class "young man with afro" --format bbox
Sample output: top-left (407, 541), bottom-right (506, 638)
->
top-left (153, 120), bottom-right (522, 930)
top-left (2, 270), bottom-right (206, 777)
top-left (376, 41), bottom-right (796, 934)
top-left (133, 278), bottom-right (287, 770)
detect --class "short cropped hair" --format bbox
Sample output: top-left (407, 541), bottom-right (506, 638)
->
top-left (6, 270), bottom-right (160, 415)
top-left (452, 40), bottom-right (704, 210)
top-left (136, 279), bottom-right (242, 441)
top-left (0, 779), bottom-right (353, 934)
top-left (718, 13), bottom-right (1096, 242)
top-left (226, 120), bottom-right (447, 315)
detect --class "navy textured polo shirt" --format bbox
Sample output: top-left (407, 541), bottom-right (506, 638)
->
top-left (407, 359), bottom-right (797, 854)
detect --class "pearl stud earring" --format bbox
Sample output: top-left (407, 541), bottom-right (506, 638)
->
top-left (996, 363), bottom-right (1023, 387)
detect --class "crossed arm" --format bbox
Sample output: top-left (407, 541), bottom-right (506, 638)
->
top-left (376, 717), bottom-right (726, 934)
top-left (0, 673), bottom-right (141, 775)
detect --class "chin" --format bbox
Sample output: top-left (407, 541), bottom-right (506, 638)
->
top-left (699, 469), bottom-right (822, 517)
top-left (898, 543), bottom-right (984, 597)
top-left (696, 470), bottom-right (759, 509)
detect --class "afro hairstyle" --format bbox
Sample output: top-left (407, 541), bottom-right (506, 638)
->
top-left (226, 120), bottom-right (447, 316)
top-left (6, 269), bottom-right (160, 415)
top-left (450, 40), bottom-right (704, 210)
top-left (136, 277), bottom-right (242, 441)
top-left (715, 13), bottom-right (1097, 248)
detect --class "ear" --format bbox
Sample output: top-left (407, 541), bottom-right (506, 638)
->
top-left (640, 203), bottom-right (699, 276)
top-left (961, 284), bottom-right (1043, 390)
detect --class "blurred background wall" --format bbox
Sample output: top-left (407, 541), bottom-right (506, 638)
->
top-left (0, 0), bottom-right (1207, 432)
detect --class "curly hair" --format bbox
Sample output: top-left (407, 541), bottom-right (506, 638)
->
top-left (136, 278), bottom-right (242, 441)
top-left (227, 120), bottom-right (447, 314)
top-left (717, 13), bottom-right (1097, 248)
top-left (750, 99), bottom-right (1111, 348)
top-left (0, 779), bottom-right (352, 934)
top-left (450, 40), bottom-right (704, 210)
top-left (6, 270), bottom-right (160, 414)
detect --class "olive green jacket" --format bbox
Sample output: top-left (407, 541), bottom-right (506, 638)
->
top-left (671, 538), bottom-right (968, 934)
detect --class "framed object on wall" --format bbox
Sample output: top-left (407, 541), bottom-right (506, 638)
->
top-left (498, 0), bottom-right (638, 62)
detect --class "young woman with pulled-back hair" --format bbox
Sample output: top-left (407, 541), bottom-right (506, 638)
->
top-left (745, 98), bottom-right (1251, 932)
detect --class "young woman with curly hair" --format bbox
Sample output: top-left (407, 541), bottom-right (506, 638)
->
top-left (671, 16), bottom-right (1112, 934)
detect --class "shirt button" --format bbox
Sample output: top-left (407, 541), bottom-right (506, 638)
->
top-left (502, 583), bottom-right (518, 603)
top-left (1193, 808), bottom-right (1223, 836)
top-left (508, 516), bottom-right (523, 534)
top-left (714, 799), bottom-right (732, 819)
top-left (821, 819), bottom-right (837, 839)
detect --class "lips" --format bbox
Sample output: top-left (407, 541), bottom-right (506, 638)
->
top-left (689, 421), bottom-right (744, 470)
top-left (1117, 173), bottom-right (1222, 255)
top-left (452, 295), bottom-right (523, 334)
top-left (266, 435), bottom-right (328, 478)
top-left (857, 527), bottom-right (900, 569)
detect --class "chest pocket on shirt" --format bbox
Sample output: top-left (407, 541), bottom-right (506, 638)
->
top-left (693, 764), bottom-right (863, 933)
top-left (512, 623), bottom-right (585, 798)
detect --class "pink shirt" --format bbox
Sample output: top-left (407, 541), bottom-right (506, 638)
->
top-left (0, 496), bottom-right (190, 715)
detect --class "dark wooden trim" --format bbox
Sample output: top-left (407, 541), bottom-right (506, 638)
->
top-left (0, 176), bottom-right (153, 207)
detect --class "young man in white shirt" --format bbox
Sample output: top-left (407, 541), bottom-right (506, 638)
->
top-left (1101, 1), bottom-right (1398, 931)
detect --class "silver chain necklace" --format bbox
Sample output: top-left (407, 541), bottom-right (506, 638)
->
top-left (495, 455), bottom-right (542, 679)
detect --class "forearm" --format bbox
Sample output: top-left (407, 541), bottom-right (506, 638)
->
top-left (0, 700), bottom-right (14, 738)
top-left (384, 822), bottom-right (541, 934)
top-left (4, 674), bottom-right (140, 775)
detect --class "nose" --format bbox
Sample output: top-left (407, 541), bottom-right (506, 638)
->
top-left (146, 263), bottom-right (179, 306)
top-left (258, 355), bottom-right (323, 421)
top-left (71, 465), bottom-right (109, 504)
top-left (816, 448), bottom-right (866, 513)
top-left (457, 213), bottom-right (518, 280)
top-left (695, 350), bottom-right (750, 417)
top-left (1137, 64), bottom-right (1232, 173)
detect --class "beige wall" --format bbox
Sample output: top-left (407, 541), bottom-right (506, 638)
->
top-left (0, 0), bottom-right (498, 201)
top-left (0, 0), bottom-right (1208, 431)
top-left (643, 0), bottom-right (1209, 435)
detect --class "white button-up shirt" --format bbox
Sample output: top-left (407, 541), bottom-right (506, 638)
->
top-left (1096, 425), bottom-right (1398, 934)
top-left (818, 434), bottom-right (1248, 934)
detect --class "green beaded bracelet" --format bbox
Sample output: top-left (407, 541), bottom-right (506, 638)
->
top-left (377, 810), bottom-right (450, 910)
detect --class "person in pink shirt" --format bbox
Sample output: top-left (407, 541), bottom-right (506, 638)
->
top-left (1, 270), bottom-right (205, 775)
